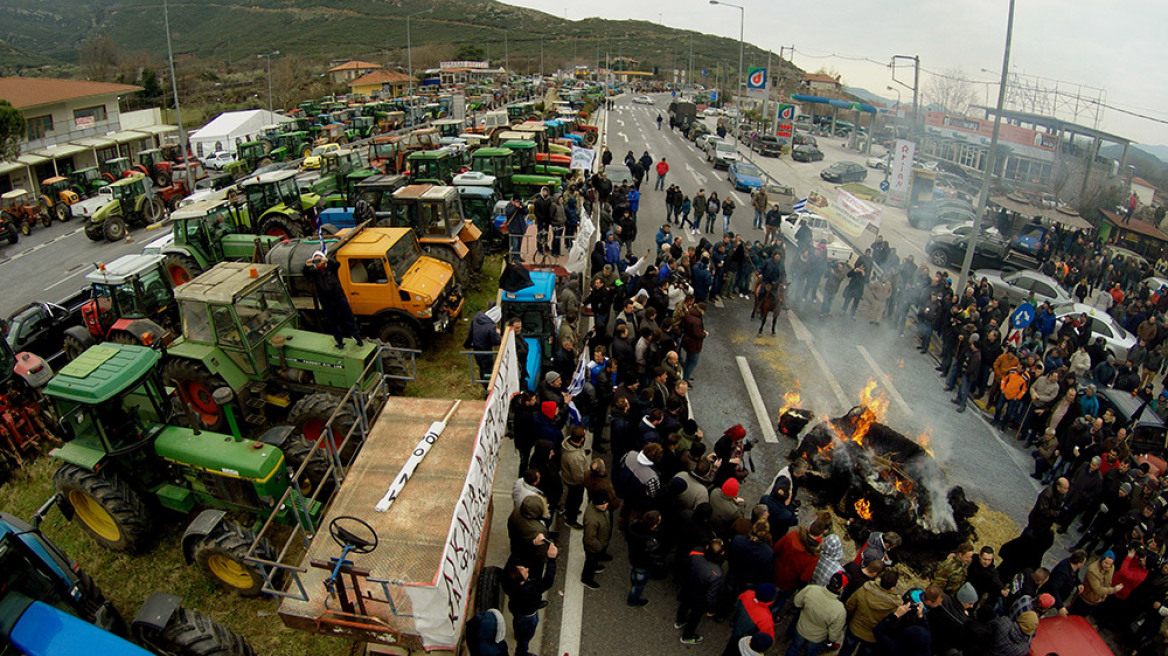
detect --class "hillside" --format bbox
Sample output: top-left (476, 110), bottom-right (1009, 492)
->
top-left (0, 0), bottom-right (798, 83)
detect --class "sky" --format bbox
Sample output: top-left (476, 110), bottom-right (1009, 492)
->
top-left (503, 0), bottom-right (1168, 149)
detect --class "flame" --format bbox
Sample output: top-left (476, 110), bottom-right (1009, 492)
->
top-left (892, 476), bottom-right (915, 497)
top-left (916, 429), bottom-right (934, 457)
top-left (779, 390), bottom-right (802, 415)
top-left (854, 498), bottom-right (872, 520)
top-left (850, 380), bottom-right (889, 446)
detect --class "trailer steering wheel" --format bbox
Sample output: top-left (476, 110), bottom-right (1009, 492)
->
top-left (329, 516), bottom-right (378, 554)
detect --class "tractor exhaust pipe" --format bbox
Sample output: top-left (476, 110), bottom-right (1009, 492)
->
top-left (214, 387), bottom-right (244, 442)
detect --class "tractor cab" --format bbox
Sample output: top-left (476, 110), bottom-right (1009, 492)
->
top-left (68, 167), bottom-right (107, 197)
top-left (2, 189), bottom-right (37, 215)
top-left (241, 171), bottom-right (306, 217)
top-left (261, 124), bottom-right (284, 140)
top-left (352, 174), bottom-right (409, 213)
top-left (167, 198), bottom-right (271, 273)
top-left (507, 102), bottom-right (535, 122)
top-left (406, 149), bottom-right (460, 185)
top-left (457, 185), bottom-right (505, 245)
top-left (41, 176), bottom-right (78, 204)
top-left (317, 123), bottom-right (347, 145)
top-left (350, 115), bottom-right (375, 139)
top-left (431, 118), bottom-right (464, 139)
top-left (499, 269), bottom-right (558, 391)
top-left (100, 157), bottom-right (132, 183)
top-left (134, 149), bottom-right (172, 184)
top-left (403, 128), bottom-right (440, 152)
top-left (368, 136), bottom-right (407, 174)
top-left (82, 254), bottom-right (175, 338)
top-left (388, 184), bottom-right (468, 240)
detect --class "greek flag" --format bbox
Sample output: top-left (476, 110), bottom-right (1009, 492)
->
top-left (566, 349), bottom-right (589, 425)
top-left (792, 197), bottom-right (808, 214)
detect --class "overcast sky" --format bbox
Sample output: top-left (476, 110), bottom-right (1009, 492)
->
top-left (505, 0), bottom-right (1168, 148)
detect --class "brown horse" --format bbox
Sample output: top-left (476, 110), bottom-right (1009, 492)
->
top-left (754, 280), bottom-right (785, 335)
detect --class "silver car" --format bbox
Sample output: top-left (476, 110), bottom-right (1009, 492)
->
top-left (974, 269), bottom-right (1072, 307)
top-left (1052, 303), bottom-right (1136, 360)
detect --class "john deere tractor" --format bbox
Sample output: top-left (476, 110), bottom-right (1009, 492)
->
top-left (386, 183), bottom-right (483, 283)
top-left (238, 170), bottom-right (321, 238)
top-left (406, 148), bottom-right (462, 185)
top-left (161, 261), bottom-right (397, 448)
top-left (84, 174), bottom-right (165, 242)
top-left (68, 167), bottom-right (109, 198)
top-left (156, 198), bottom-right (281, 286)
top-left (46, 342), bottom-right (326, 595)
top-left (0, 499), bottom-right (257, 655)
top-left (222, 141), bottom-right (271, 179)
top-left (39, 176), bottom-right (78, 222)
top-left (305, 148), bottom-right (366, 197)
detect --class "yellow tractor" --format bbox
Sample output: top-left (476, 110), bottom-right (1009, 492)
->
top-left (39, 176), bottom-right (79, 222)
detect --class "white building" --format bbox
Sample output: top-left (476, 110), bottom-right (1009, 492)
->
top-left (188, 109), bottom-right (291, 159)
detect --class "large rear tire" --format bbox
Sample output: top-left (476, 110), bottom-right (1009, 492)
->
top-left (165, 253), bottom-right (202, 287)
top-left (61, 326), bottom-right (96, 362)
top-left (104, 215), bottom-right (127, 242)
top-left (466, 238), bottom-right (485, 272)
top-left (146, 605), bottom-right (257, 656)
top-left (53, 464), bottom-right (153, 552)
top-left (163, 359), bottom-right (229, 431)
top-left (53, 202), bottom-right (69, 222)
top-left (3, 225), bottom-right (17, 245)
top-left (378, 322), bottom-right (420, 350)
top-left (259, 214), bottom-right (305, 238)
top-left (191, 522), bottom-right (272, 597)
top-left (288, 392), bottom-right (360, 458)
top-left (144, 197), bottom-right (165, 223)
top-left (84, 219), bottom-right (104, 241)
top-left (40, 211), bottom-right (52, 227)
top-left (282, 434), bottom-right (332, 497)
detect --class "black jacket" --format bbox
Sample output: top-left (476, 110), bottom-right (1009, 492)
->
top-left (679, 550), bottom-right (725, 611)
top-left (502, 557), bottom-right (557, 617)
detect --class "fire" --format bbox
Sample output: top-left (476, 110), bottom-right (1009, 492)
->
top-left (893, 476), bottom-right (915, 497)
top-left (916, 430), bottom-right (934, 457)
top-left (849, 380), bottom-right (889, 447)
top-left (854, 498), bottom-right (872, 520)
top-left (779, 390), bottom-right (802, 415)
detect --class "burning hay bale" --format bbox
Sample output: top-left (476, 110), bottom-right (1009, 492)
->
top-left (781, 383), bottom-right (978, 572)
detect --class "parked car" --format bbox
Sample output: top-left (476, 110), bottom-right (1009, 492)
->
top-left (687, 123), bottom-right (711, 142)
top-left (779, 213), bottom-right (852, 261)
top-left (201, 151), bottom-right (235, 170)
top-left (604, 164), bottom-right (634, 187)
top-left (1142, 275), bottom-right (1168, 291)
top-left (791, 145), bottom-right (824, 162)
top-left (1052, 303), bottom-right (1135, 361)
top-left (632, 95), bottom-right (654, 105)
top-left (707, 140), bottom-right (739, 169)
top-left (792, 133), bottom-right (818, 147)
top-left (820, 162), bottom-right (868, 184)
top-left (765, 182), bottom-right (797, 215)
top-left (865, 155), bottom-right (888, 170)
top-left (696, 134), bottom-right (720, 151)
top-left (751, 135), bottom-right (783, 157)
top-left (703, 107), bottom-right (722, 117)
top-left (69, 185), bottom-right (113, 219)
top-left (1092, 388), bottom-right (1167, 459)
top-left (302, 142), bottom-right (341, 170)
top-left (926, 230), bottom-right (1011, 269)
top-left (907, 198), bottom-right (975, 230)
top-left (728, 162), bottom-right (764, 191)
top-left (974, 268), bottom-right (1072, 307)
top-left (931, 221), bottom-right (1001, 239)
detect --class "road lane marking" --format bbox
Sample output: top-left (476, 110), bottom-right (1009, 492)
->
top-left (617, 132), bottom-right (628, 142)
top-left (736, 356), bottom-right (779, 443)
top-left (556, 525), bottom-right (585, 656)
top-left (43, 267), bottom-right (90, 292)
top-left (787, 310), bottom-right (850, 412)
top-left (685, 163), bottom-right (708, 185)
top-left (856, 345), bottom-right (913, 416)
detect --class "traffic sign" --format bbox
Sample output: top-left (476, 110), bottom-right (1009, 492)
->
top-left (1010, 302), bottom-right (1035, 329)
top-left (879, 180), bottom-right (890, 192)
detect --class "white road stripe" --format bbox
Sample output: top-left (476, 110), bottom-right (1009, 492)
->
top-left (736, 356), bottom-right (779, 443)
top-left (787, 310), bottom-right (851, 412)
top-left (556, 526), bottom-right (585, 656)
top-left (856, 345), bottom-right (914, 416)
top-left (43, 267), bottom-right (89, 292)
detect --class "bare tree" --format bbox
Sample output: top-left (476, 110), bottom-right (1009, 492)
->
top-left (79, 35), bottom-right (120, 82)
top-left (924, 68), bottom-right (978, 115)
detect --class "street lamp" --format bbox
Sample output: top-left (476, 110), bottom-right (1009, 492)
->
top-left (709, 0), bottom-right (744, 144)
top-left (162, 0), bottom-right (194, 191)
top-left (258, 51), bottom-right (279, 115)
top-left (406, 7), bottom-right (434, 102)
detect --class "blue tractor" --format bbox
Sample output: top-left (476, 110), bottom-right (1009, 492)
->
top-left (0, 496), bottom-right (255, 656)
top-left (499, 269), bottom-right (558, 392)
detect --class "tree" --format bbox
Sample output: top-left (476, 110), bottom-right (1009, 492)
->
top-left (0, 100), bottom-right (25, 163)
top-left (924, 68), bottom-right (978, 115)
top-left (453, 44), bottom-right (485, 61)
top-left (79, 35), bottom-right (120, 82)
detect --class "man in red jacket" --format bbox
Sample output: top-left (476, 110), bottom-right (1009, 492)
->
top-left (655, 158), bottom-right (670, 191)
top-left (772, 511), bottom-right (832, 615)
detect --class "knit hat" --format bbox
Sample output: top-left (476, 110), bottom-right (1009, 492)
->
top-left (545, 371), bottom-right (561, 384)
top-left (1037, 593), bottom-right (1055, 609)
top-left (956, 582), bottom-right (978, 605)
top-left (969, 332), bottom-right (980, 344)
top-left (724, 424), bottom-right (747, 441)
top-left (1120, 482), bottom-right (1133, 495)
top-left (827, 571), bottom-right (848, 593)
top-left (1017, 610), bottom-right (1039, 635)
top-left (541, 401), bottom-right (557, 420)
top-left (749, 633), bottom-right (774, 652)
top-left (1102, 550), bottom-right (1116, 562)
top-left (721, 478), bottom-right (740, 498)
top-left (754, 583), bottom-right (777, 603)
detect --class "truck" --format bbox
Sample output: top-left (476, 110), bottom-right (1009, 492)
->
top-left (266, 226), bottom-right (464, 350)
top-left (779, 213), bottom-right (855, 262)
top-left (667, 99), bottom-right (697, 132)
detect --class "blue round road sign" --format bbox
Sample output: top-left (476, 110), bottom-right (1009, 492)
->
top-left (879, 180), bottom-right (890, 192)
top-left (1010, 302), bottom-right (1035, 329)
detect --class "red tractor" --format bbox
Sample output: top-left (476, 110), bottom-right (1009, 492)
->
top-left (0, 321), bottom-right (58, 478)
top-left (131, 148), bottom-right (176, 187)
top-left (60, 254), bottom-right (177, 361)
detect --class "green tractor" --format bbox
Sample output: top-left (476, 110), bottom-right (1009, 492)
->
top-left (68, 166), bottom-right (110, 198)
top-left (161, 262), bottom-right (393, 446)
top-left (500, 139), bottom-right (570, 178)
top-left (47, 342), bottom-right (326, 595)
top-left (100, 157), bottom-right (133, 184)
top-left (273, 130), bottom-right (313, 159)
top-left (407, 148), bottom-right (463, 185)
top-left (238, 170), bottom-right (322, 238)
top-left (348, 115), bottom-right (377, 140)
top-left (222, 141), bottom-right (271, 179)
top-left (466, 147), bottom-right (561, 198)
top-left (307, 148), bottom-right (365, 197)
top-left (155, 198), bottom-right (281, 286)
top-left (84, 174), bottom-right (166, 242)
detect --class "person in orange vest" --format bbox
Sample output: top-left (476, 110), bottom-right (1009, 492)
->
top-left (992, 364), bottom-right (1029, 428)
top-left (654, 158), bottom-right (670, 191)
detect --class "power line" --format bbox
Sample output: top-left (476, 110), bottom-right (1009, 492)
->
top-left (1085, 98), bottom-right (1168, 127)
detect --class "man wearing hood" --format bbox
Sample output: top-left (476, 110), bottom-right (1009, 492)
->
top-left (988, 609), bottom-right (1038, 656)
top-left (502, 541), bottom-right (559, 656)
top-left (465, 608), bottom-right (508, 656)
top-left (561, 427), bottom-right (590, 529)
top-left (840, 569), bottom-right (900, 656)
top-left (676, 539), bottom-right (726, 645)
top-left (507, 495), bottom-right (551, 566)
top-left (466, 309), bottom-right (502, 382)
top-left (304, 249), bottom-right (363, 348)
top-left (616, 442), bottom-right (664, 521)
top-left (854, 531), bottom-right (901, 568)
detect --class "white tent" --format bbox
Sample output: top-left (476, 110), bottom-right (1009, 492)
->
top-left (188, 110), bottom-right (291, 158)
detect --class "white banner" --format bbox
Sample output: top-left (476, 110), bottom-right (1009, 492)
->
top-left (565, 206), bottom-right (595, 274)
top-left (889, 139), bottom-right (916, 199)
top-left (406, 330), bottom-right (519, 649)
top-left (570, 146), bottom-right (596, 171)
top-left (374, 420), bottom-right (449, 512)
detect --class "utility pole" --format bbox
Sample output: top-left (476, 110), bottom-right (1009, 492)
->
top-left (892, 55), bottom-right (921, 136)
top-left (540, 36), bottom-right (544, 77)
top-left (688, 34), bottom-right (694, 89)
top-left (764, 49), bottom-right (772, 128)
top-left (505, 30), bottom-right (509, 73)
top-left (958, 0), bottom-right (1016, 291)
top-left (162, 0), bottom-right (194, 191)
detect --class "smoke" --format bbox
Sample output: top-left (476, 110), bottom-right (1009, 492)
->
top-left (906, 456), bottom-right (957, 532)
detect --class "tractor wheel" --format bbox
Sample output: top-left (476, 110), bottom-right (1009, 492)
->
top-left (163, 360), bottom-right (229, 431)
top-left (61, 327), bottom-right (96, 362)
top-left (19, 220), bottom-right (31, 236)
top-left (338, 136), bottom-right (349, 146)
top-left (165, 253), bottom-right (202, 286)
top-left (319, 223), bottom-right (340, 236)
top-left (378, 322), bottom-right (420, 350)
top-left (258, 157), bottom-right (274, 169)
top-left (154, 170), bottom-right (172, 188)
top-left (584, 131), bottom-right (597, 146)
top-left (53, 464), bottom-right (153, 552)
top-left (144, 605), bottom-right (256, 656)
top-left (3, 225), bottom-right (17, 245)
top-left (281, 434), bottom-right (332, 497)
top-left (475, 565), bottom-right (503, 614)
top-left (84, 220), bottom-right (104, 242)
top-left (106, 331), bottom-right (141, 346)
top-left (75, 569), bottom-right (127, 634)
top-left (288, 392), bottom-right (360, 457)
top-left (466, 239), bottom-right (485, 273)
top-left (53, 202), bottom-right (69, 222)
top-left (191, 522), bottom-right (272, 597)
top-left (40, 211), bottom-right (52, 227)
top-left (143, 197), bottom-right (165, 224)
top-left (259, 214), bottom-right (304, 238)
top-left (425, 245), bottom-right (470, 287)
top-left (104, 215), bottom-right (127, 242)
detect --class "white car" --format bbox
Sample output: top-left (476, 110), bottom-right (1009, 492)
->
top-left (1143, 276), bottom-right (1168, 292)
top-left (70, 185), bottom-right (113, 218)
top-left (930, 221), bottom-right (1001, 239)
top-left (632, 95), bottom-right (654, 105)
top-left (696, 134), bottom-right (719, 151)
top-left (865, 155), bottom-right (888, 170)
top-left (780, 213), bottom-right (853, 262)
top-left (703, 107), bottom-right (722, 117)
top-left (202, 151), bottom-right (235, 170)
top-left (1052, 303), bottom-right (1136, 361)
